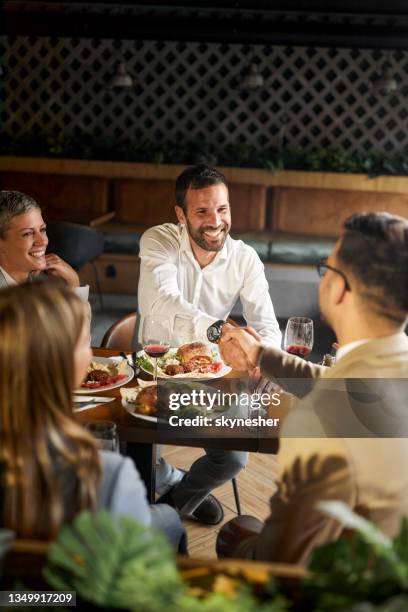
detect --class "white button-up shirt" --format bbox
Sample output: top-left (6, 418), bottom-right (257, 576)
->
top-left (138, 223), bottom-right (282, 347)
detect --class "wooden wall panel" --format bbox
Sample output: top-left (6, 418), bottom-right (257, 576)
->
top-left (228, 183), bottom-right (266, 231)
top-left (0, 172), bottom-right (109, 215)
top-left (113, 179), bottom-right (267, 231)
top-left (271, 187), bottom-right (408, 237)
top-left (113, 178), bottom-right (176, 225)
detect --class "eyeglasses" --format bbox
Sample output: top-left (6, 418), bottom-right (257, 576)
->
top-left (317, 258), bottom-right (351, 291)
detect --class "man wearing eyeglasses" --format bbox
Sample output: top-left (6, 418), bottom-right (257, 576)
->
top-left (217, 211), bottom-right (408, 564)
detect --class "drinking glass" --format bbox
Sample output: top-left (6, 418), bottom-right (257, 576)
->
top-left (283, 317), bottom-right (314, 359)
top-left (173, 314), bottom-right (195, 346)
top-left (86, 421), bottom-right (119, 452)
top-left (141, 315), bottom-right (171, 382)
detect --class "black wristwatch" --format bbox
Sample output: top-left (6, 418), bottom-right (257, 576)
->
top-left (207, 320), bottom-right (227, 344)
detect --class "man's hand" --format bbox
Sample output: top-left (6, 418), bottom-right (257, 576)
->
top-left (219, 335), bottom-right (251, 371)
top-left (45, 254), bottom-right (80, 288)
top-left (219, 326), bottom-right (263, 372)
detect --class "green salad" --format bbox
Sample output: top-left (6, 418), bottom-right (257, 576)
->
top-left (136, 349), bottom-right (220, 375)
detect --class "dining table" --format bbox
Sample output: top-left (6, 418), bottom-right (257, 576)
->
top-left (75, 347), bottom-right (283, 502)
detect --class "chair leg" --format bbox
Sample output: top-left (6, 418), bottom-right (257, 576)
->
top-left (232, 477), bottom-right (241, 515)
top-left (91, 260), bottom-right (104, 311)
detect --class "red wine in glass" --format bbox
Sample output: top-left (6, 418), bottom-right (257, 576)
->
top-left (142, 315), bottom-right (171, 381)
top-left (284, 317), bottom-right (314, 360)
top-left (287, 344), bottom-right (312, 358)
top-left (144, 344), bottom-right (170, 359)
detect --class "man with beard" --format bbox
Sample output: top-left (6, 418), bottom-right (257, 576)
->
top-left (138, 164), bottom-right (281, 347)
top-left (138, 164), bottom-right (281, 525)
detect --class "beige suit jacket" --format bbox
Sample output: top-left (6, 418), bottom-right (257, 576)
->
top-left (260, 344), bottom-right (324, 397)
top-left (241, 332), bottom-right (408, 565)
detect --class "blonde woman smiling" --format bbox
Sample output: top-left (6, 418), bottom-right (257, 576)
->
top-left (0, 190), bottom-right (87, 298)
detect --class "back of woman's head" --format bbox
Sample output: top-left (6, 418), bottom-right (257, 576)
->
top-left (0, 280), bottom-right (100, 539)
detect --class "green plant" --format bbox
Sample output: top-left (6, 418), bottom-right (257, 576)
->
top-left (303, 502), bottom-right (408, 611)
top-left (44, 511), bottom-right (183, 611)
top-left (43, 511), bottom-right (290, 612)
top-left (2, 130), bottom-right (408, 177)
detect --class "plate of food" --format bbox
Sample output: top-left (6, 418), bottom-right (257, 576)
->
top-left (121, 379), bottom-right (218, 423)
top-left (136, 342), bottom-right (231, 379)
top-left (121, 382), bottom-right (158, 422)
top-left (77, 356), bottom-right (134, 394)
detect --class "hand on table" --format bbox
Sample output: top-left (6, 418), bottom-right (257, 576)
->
top-left (45, 254), bottom-right (80, 288)
top-left (219, 326), bottom-right (263, 373)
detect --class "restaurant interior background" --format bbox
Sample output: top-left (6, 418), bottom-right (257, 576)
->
top-left (1, 1), bottom-right (408, 357)
top-left (2, 2), bottom-right (408, 608)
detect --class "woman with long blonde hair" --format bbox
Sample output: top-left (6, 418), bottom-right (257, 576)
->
top-left (0, 280), bottom-right (184, 548)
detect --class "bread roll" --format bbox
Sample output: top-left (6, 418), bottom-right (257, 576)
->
top-left (177, 342), bottom-right (212, 364)
top-left (136, 386), bottom-right (158, 414)
top-left (121, 385), bottom-right (157, 414)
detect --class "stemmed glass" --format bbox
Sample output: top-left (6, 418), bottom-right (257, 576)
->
top-left (142, 315), bottom-right (171, 382)
top-left (283, 317), bottom-right (314, 359)
top-left (86, 421), bottom-right (119, 452)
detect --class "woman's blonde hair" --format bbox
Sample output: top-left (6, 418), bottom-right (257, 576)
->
top-left (0, 280), bottom-right (101, 539)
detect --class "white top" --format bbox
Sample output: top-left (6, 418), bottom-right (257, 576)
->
top-left (0, 265), bottom-right (90, 302)
top-left (138, 223), bottom-right (282, 346)
top-left (0, 266), bottom-right (17, 286)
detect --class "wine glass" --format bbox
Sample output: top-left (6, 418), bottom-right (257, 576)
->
top-left (283, 317), bottom-right (314, 359)
top-left (142, 315), bottom-right (171, 382)
top-left (86, 421), bottom-right (119, 452)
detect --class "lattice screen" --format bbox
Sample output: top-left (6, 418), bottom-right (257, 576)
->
top-left (1, 36), bottom-right (408, 154)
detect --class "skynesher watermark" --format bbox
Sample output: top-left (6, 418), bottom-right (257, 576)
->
top-left (168, 414), bottom-right (281, 428)
top-left (168, 389), bottom-right (281, 411)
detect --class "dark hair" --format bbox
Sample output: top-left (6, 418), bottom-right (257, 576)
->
top-left (337, 212), bottom-right (408, 323)
top-left (0, 191), bottom-right (40, 238)
top-left (175, 165), bottom-right (227, 213)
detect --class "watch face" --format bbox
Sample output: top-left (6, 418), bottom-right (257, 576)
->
top-left (207, 324), bottom-right (221, 343)
top-left (207, 320), bottom-right (225, 343)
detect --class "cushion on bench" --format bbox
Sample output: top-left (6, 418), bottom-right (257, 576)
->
top-left (103, 230), bottom-right (143, 255)
top-left (234, 231), bottom-right (334, 265)
top-left (102, 224), bottom-right (334, 266)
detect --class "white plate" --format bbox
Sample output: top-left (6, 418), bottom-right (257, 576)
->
top-left (121, 381), bottom-right (158, 422)
top-left (76, 356), bottom-right (134, 394)
top-left (136, 347), bottom-right (231, 380)
top-left (121, 395), bottom-right (220, 424)
top-left (122, 394), bottom-right (158, 423)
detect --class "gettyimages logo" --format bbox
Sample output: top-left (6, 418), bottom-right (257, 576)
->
top-left (168, 388), bottom-right (281, 411)
top-left (157, 379), bottom-right (283, 437)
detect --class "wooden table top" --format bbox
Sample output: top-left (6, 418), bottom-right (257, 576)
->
top-left (75, 348), bottom-right (280, 453)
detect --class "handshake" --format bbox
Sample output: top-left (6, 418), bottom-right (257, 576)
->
top-left (218, 323), bottom-right (263, 373)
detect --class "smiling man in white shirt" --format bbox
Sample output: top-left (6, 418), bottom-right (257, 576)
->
top-left (138, 166), bottom-right (281, 346)
top-left (138, 164), bottom-right (281, 525)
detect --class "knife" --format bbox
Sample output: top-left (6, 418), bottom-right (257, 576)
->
top-left (73, 396), bottom-right (115, 403)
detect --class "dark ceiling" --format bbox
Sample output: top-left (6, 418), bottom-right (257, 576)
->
top-left (2, 1), bottom-right (408, 49)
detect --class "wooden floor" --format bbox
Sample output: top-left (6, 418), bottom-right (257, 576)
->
top-left (161, 446), bottom-right (278, 559)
